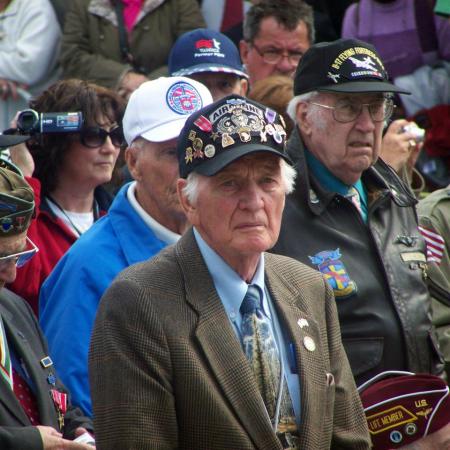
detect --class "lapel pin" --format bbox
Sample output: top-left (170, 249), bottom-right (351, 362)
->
top-left (303, 336), bottom-right (316, 352)
top-left (40, 356), bottom-right (53, 368)
top-left (297, 318), bottom-right (309, 329)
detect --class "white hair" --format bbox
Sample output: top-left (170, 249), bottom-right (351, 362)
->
top-left (287, 91), bottom-right (320, 123)
top-left (182, 158), bottom-right (296, 204)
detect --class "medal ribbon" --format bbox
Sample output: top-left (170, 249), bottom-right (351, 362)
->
top-left (0, 315), bottom-right (12, 389)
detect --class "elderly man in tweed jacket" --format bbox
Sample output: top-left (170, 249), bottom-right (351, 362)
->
top-left (89, 95), bottom-right (370, 450)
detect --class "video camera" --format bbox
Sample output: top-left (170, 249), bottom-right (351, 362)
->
top-left (16, 109), bottom-right (83, 135)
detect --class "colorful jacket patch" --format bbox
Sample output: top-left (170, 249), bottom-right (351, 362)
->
top-left (309, 248), bottom-right (357, 298)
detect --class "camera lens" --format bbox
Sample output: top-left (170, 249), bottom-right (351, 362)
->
top-left (17, 110), bottom-right (40, 134)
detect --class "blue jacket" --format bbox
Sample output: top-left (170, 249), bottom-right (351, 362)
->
top-left (39, 183), bottom-right (168, 416)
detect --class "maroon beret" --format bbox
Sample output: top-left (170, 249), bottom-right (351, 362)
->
top-left (358, 371), bottom-right (450, 449)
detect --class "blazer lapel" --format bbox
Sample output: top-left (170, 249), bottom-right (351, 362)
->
top-left (0, 307), bottom-right (32, 425)
top-left (0, 302), bottom-right (58, 428)
top-left (265, 262), bottom-right (328, 443)
top-left (176, 230), bottom-right (282, 450)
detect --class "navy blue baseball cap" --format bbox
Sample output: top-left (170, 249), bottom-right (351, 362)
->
top-left (169, 28), bottom-right (249, 79)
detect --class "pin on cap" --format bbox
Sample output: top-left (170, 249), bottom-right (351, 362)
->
top-left (358, 371), bottom-right (450, 449)
top-left (177, 95), bottom-right (291, 178)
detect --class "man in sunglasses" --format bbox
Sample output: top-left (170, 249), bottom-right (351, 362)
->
top-left (39, 76), bottom-right (213, 418)
top-left (272, 39), bottom-right (448, 445)
top-left (0, 157), bottom-right (94, 449)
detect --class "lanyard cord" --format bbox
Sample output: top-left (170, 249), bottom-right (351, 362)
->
top-left (46, 195), bottom-right (98, 237)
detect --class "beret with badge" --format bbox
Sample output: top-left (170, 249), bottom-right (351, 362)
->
top-left (293, 38), bottom-right (411, 96)
top-left (358, 371), bottom-right (450, 449)
top-left (177, 95), bottom-right (292, 178)
top-left (0, 158), bottom-right (34, 235)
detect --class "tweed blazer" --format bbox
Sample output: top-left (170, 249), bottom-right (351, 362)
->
top-left (0, 289), bottom-right (92, 450)
top-left (89, 229), bottom-right (370, 450)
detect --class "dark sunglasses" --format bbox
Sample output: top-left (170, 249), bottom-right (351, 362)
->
top-left (80, 126), bottom-right (124, 148)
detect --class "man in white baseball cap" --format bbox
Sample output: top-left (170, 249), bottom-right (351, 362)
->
top-left (38, 77), bottom-right (213, 417)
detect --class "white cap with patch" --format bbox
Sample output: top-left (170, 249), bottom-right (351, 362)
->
top-left (123, 76), bottom-right (213, 145)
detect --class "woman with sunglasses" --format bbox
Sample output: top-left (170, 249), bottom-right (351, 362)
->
top-left (7, 78), bottom-right (125, 316)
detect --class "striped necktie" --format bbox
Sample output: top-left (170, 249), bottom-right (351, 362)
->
top-left (0, 315), bottom-right (12, 389)
top-left (347, 186), bottom-right (363, 215)
top-left (240, 285), bottom-right (299, 449)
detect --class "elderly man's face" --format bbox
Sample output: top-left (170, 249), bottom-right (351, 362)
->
top-left (240, 16), bottom-right (310, 85)
top-left (126, 138), bottom-right (185, 230)
top-left (180, 153), bottom-right (285, 268)
top-left (0, 231), bottom-right (27, 289)
top-left (297, 92), bottom-right (385, 185)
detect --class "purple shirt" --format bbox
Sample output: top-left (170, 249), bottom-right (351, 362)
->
top-left (341, 0), bottom-right (450, 79)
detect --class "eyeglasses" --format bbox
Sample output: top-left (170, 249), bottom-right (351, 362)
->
top-left (80, 126), bottom-right (124, 148)
top-left (250, 42), bottom-right (303, 66)
top-left (0, 236), bottom-right (38, 269)
top-left (309, 99), bottom-right (395, 123)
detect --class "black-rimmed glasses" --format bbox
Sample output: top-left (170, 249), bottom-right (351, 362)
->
top-left (80, 126), bottom-right (124, 148)
top-left (0, 236), bottom-right (38, 269)
top-left (250, 42), bottom-right (303, 66)
top-left (309, 99), bottom-right (395, 123)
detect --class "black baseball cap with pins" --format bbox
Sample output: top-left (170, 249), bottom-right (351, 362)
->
top-left (293, 38), bottom-right (411, 96)
top-left (177, 95), bottom-right (291, 179)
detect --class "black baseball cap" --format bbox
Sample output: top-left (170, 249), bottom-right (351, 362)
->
top-left (177, 95), bottom-right (291, 178)
top-left (294, 38), bottom-right (411, 96)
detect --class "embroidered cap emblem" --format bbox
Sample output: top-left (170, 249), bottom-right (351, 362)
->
top-left (166, 81), bottom-right (203, 115)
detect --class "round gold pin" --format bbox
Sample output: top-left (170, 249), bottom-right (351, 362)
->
top-left (303, 336), bottom-right (316, 352)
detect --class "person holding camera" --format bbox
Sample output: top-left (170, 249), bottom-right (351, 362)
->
top-left (7, 79), bottom-right (125, 316)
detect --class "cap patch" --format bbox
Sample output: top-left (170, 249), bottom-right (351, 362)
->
top-left (166, 81), bottom-right (203, 115)
top-left (309, 248), bottom-right (357, 298)
top-left (194, 38), bottom-right (223, 58)
top-left (328, 46), bottom-right (386, 83)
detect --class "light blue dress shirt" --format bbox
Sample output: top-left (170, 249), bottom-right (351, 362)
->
top-left (193, 228), bottom-right (301, 425)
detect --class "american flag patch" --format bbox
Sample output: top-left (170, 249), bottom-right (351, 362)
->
top-left (418, 226), bottom-right (446, 264)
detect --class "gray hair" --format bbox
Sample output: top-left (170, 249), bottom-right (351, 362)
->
top-left (286, 91), bottom-right (320, 124)
top-left (243, 0), bottom-right (315, 45)
top-left (128, 136), bottom-right (147, 150)
top-left (182, 159), bottom-right (297, 204)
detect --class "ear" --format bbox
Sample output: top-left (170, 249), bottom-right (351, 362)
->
top-left (124, 147), bottom-right (141, 181)
top-left (296, 101), bottom-right (313, 137)
top-left (239, 78), bottom-right (249, 97)
top-left (239, 40), bottom-right (250, 65)
top-left (177, 178), bottom-right (198, 225)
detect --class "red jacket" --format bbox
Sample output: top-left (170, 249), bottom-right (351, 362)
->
top-left (7, 177), bottom-right (111, 316)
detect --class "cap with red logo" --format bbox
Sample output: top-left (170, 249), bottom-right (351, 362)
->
top-left (169, 28), bottom-right (248, 79)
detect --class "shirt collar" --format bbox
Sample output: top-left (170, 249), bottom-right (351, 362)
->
top-left (127, 181), bottom-right (181, 245)
top-left (193, 228), bottom-right (265, 316)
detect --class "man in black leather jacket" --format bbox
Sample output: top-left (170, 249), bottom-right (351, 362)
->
top-left (273, 38), bottom-right (445, 389)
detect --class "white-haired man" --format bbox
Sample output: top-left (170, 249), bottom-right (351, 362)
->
top-left (39, 77), bottom-right (213, 417)
top-left (89, 95), bottom-right (371, 449)
top-left (273, 38), bottom-right (448, 449)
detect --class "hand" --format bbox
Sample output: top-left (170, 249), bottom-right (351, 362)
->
top-left (37, 425), bottom-right (95, 449)
top-left (0, 78), bottom-right (27, 101)
top-left (117, 71), bottom-right (148, 100)
top-left (8, 112), bottom-right (35, 176)
top-left (380, 119), bottom-right (422, 177)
